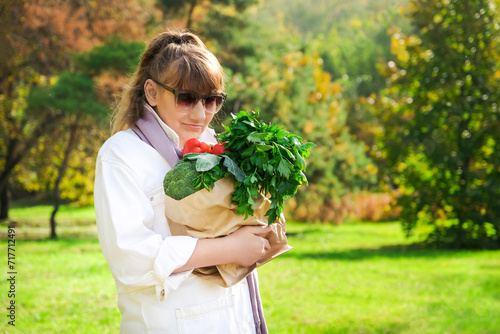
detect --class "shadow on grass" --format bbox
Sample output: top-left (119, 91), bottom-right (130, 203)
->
top-left (285, 243), bottom-right (485, 261)
top-left (304, 321), bottom-right (412, 334)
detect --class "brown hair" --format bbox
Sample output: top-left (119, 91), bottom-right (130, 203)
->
top-left (111, 30), bottom-right (226, 134)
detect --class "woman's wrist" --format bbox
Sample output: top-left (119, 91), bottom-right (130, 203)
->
top-left (173, 236), bottom-right (235, 273)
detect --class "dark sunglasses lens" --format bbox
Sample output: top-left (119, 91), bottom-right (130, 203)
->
top-left (176, 93), bottom-right (198, 110)
top-left (204, 95), bottom-right (224, 112)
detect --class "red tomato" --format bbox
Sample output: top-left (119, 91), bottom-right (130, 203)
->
top-left (190, 147), bottom-right (203, 153)
top-left (199, 141), bottom-right (211, 153)
top-left (182, 138), bottom-right (201, 155)
top-left (210, 143), bottom-right (227, 155)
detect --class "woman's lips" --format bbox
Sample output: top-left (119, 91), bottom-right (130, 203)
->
top-left (184, 123), bottom-right (203, 130)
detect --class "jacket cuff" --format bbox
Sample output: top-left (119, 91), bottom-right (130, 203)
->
top-left (153, 236), bottom-right (198, 301)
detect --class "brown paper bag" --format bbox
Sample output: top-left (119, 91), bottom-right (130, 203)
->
top-left (165, 177), bottom-right (292, 287)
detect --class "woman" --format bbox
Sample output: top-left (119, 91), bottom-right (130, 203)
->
top-left (94, 30), bottom-right (271, 333)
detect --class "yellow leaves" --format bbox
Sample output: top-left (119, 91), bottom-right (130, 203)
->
top-left (436, 208), bottom-right (447, 220)
top-left (280, 50), bottom-right (343, 112)
top-left (313, 59), bottom-right (330, 81)
top-left (303, 119), bottom-right (315, 135)
top-left (267, 80), bottom-right (286, 97)
top-left (444, 205), bottom-right (453, 213)
top-left (10, 79), bottom-right (33, 119)
top-left (366, 163), bottom-right (378, 175)
top-left (350, 18), bottom-right (362, 29)
top-left (481, 137), bottom-right (496, 157)
top-left (426, 91), bottom-right (439, 102)
top-left (283, 67), bottom-right (294, 81)
top-left (390, 28), bottom-right (410, 63)
top-left (308, 92), bottom-right (320, 104)
top-left (309, 57), bottom-right (343, 104)
top-left (276, 100), bottom-right (291, 123)
top-left (326, 101), bottom-right (342, 133)
top-left (406, 1), bottom-right (417, 15)
top-left (216, 2), bottom-right (238, 17)
top-left (433, 14), bottom-right (443, 24)
top-left (281, 51), bottom-right (305, 68)
top-left (247, 76), bottom-right (261, 90)
top-left (327, 115), bottom-right (338, 133)
top-left (408, 35), bottom-right (421, 47)
top-left (421, 49), bottom-right (435, 62)
top-left (329, 100), bottom-right (340, 112)
top-left (281, 52), bottom-right (296, 66)
top-left (397, 161), bottom-right (408, 172)
top-left (298, 55), bottom-right (314, 67)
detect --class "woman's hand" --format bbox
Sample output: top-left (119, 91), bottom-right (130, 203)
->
top-left (173, 225), bottom-right (272, 273)
top-left (225, 225), bottom-right (272, 267)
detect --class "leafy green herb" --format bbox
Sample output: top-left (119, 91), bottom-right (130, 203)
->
top-left (218, 110), bottom-right (315, 223)
top-left (165, 109), bottom-right (315, 224)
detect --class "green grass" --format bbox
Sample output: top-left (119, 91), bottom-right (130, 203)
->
top-left (260, 223), bottom-right (500, 334)
top-left (9, 203), bottom-right (96, 222)
top-left (1, 206), bottom-right (500, 333)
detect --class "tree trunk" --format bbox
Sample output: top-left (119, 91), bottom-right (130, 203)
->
top-left (186, 0), bottom-right (198, 29)
top-left (0, 183), bottom-right (8, 220)
top-left (0, 137), bottom-right (21, 220)
top-left (49, 116), bottom-right (80, 239)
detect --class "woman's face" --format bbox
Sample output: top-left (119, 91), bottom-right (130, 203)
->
top-left (147, 81), bottom-right (215, 148)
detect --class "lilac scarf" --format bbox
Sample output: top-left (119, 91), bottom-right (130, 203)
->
top-left (132, 107), bottom-right (268, 334)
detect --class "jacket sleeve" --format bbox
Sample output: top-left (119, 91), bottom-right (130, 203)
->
top-left (94, 149), bottom-right (198, 302)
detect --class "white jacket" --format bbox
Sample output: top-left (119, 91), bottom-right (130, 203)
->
top-left (94, 113), bottom-right (256, 333)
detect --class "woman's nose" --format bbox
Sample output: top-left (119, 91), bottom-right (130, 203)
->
top-left (190, 100), bottom-right (207, 120)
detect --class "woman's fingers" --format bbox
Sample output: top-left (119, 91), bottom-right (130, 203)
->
top-left (264, 238), bottom-right (271, 251)
top-left (227, 225), bottom-right (273, 267)
top-left (239, 225), bottom-right (272, 237)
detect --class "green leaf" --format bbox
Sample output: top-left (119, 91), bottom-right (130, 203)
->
top-left (277, 159), bottom-right (292, 178)
top-left (293, 152), bottom-right (306, 170)
top-left (193, 154), bottom-right (222, 172)
top-left (222, 155), bottom-right (245, 181)
top-left (247, 132), bottom-right (263, 143)
top-left (301, 142), bottom-right (316, 151)
top-left (278, 144), bottom-right (295, 160)
top-left (241, 146), bottom-right (255, 158)
top-left (255, 143), bottom-right (273, 152)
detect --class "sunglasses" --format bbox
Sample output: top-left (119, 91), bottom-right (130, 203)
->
top-left (151, 79), bottom-right (227, 113)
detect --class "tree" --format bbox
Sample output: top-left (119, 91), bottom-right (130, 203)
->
top-left (154, 0), bottom-right (259, 74)
top-left (229, 47), bottom-right (378, 223)
top-left (26, 72), bottom-right (108, 238)
top-left (15, 38), bottom-right (146, 238)
top-left (155, 0), bottom-right (258, 32)
top-left (0, 0), bottom-right (151, 220)
top-left (318, 8), bottom-right (410, 158)
top-left (377, 0), bottom-right (500, 248)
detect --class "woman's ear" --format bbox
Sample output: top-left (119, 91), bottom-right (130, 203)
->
top-left (144, 79), bottom-right (158, 106)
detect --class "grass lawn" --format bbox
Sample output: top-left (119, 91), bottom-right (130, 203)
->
top-left (1, 205), bottom-right (500, 333)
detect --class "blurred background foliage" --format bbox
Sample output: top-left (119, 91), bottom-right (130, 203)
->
top-left (1, 0), bottom-right (499, 248)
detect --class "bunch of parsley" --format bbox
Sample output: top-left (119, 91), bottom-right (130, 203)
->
top-left (217, 110), bottom-right (315, 223)
top-left (166, 110), bottom-right (315, 224)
